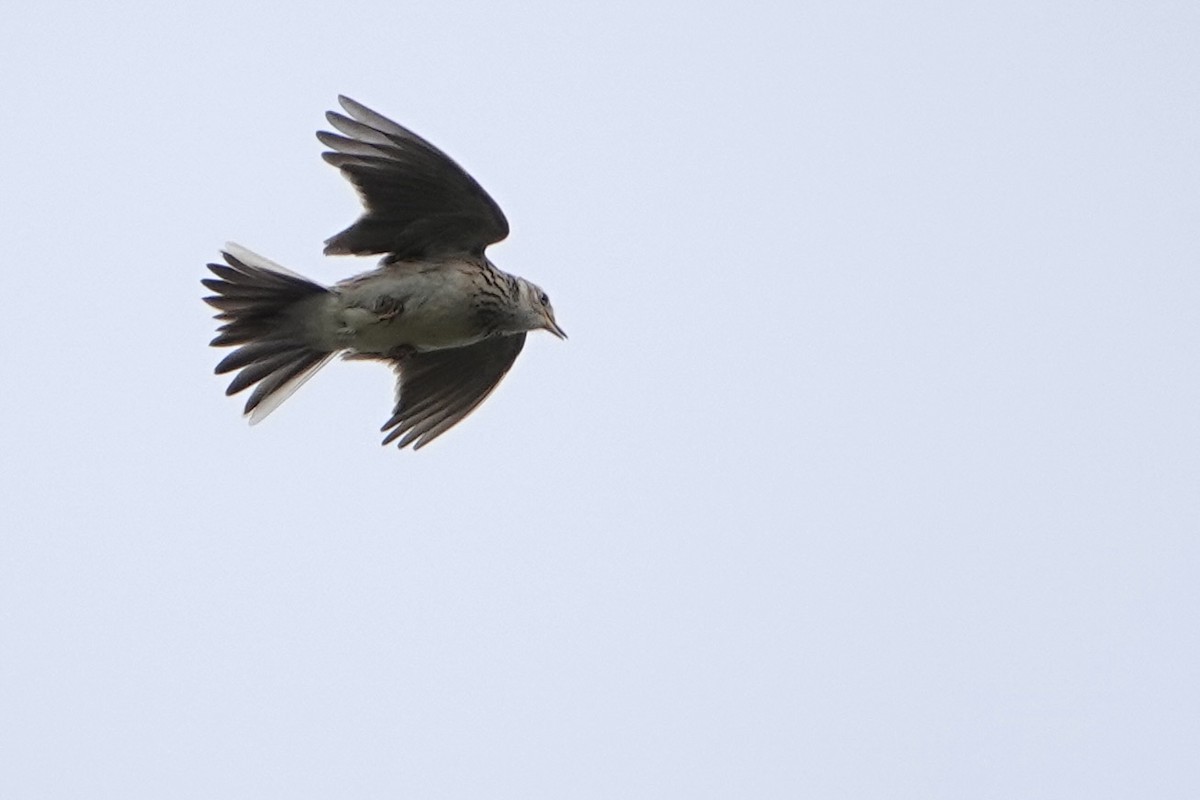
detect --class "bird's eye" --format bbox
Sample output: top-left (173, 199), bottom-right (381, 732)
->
top-left (538, 291), bottom-right (549, 306)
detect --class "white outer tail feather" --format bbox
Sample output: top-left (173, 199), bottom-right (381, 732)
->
top-left (223, 241), bottom-right (315, 282)
top-left (246, 352), bottom-right (336, 424)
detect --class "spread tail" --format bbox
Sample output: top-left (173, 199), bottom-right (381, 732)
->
top-left (202, 243), bottom-right (335, 423)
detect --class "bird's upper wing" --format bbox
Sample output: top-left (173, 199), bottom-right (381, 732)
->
top-left (380, 334), bottom-right (527, 449)
top-left (318, 96), bottom-right (509, 260)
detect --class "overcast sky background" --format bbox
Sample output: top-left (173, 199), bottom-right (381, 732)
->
top-left (2, 1), bottom-right (1198, 797)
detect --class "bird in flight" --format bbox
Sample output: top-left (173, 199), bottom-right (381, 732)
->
top-left (203, 96), bottom-right (564, 450)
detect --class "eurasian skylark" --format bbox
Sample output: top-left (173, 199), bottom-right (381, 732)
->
top-left (203, 96), bottom-right (564, 450)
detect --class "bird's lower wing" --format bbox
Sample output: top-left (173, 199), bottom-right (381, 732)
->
top-left (380, 334), bottom-right (527, 449)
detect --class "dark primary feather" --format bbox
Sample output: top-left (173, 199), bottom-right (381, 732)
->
top-left (381, 334), bottom-right (527, 449)
top-left (320, 95), bottom-right (509, 260)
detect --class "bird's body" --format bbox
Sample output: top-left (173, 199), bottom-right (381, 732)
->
top-left (325, 257), bottom-right (515, 354)
top-left (203, 97), bottom-right (564, 449)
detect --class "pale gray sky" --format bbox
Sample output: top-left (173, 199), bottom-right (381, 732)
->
top-left (2, 1), bottom-right (1198, 797)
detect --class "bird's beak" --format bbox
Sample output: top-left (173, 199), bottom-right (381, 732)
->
top-left (544, 317), bottom-right (567, 340)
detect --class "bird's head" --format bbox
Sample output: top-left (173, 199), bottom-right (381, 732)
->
top-left (516, 278), bottom-right (567, 339)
